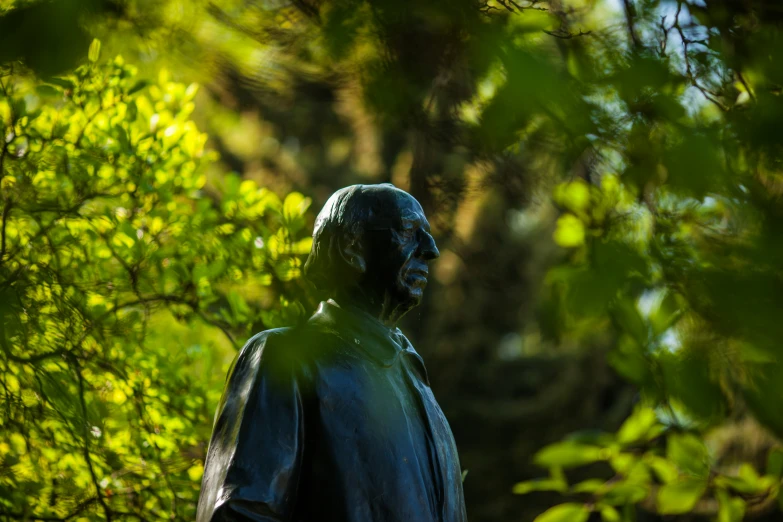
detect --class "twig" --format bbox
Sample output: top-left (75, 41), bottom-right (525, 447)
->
top-left (658, 15), bottom-right (670, 56)
top-left (0, 199), bottom-right (10, 265)
top-left (672, 2), bottom-right (727, 111)
top-left (0, 497), bottom-right (98, 520)
top-left (622, 0), bottom-right (642, 49)
top-left (736, 70), bottom-right (756, 102)
top-left (75, 363), bottom-right (113, 521)
top-left (543, 28), bottom-right (592, 39)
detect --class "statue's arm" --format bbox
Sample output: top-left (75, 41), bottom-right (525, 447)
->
top-left (196, 330), bottom-right (305, 522)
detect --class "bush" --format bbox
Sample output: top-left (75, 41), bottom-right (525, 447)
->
top-left (0, 43), bottom-right (311, 520)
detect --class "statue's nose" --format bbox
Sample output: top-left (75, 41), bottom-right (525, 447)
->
top-left (419, 233), bottom-right (440, 261)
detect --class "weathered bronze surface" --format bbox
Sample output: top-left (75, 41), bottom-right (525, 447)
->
top-left (197, 184), bottom-right (467, 521)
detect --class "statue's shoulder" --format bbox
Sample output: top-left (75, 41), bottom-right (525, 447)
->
top-left (234, 324), bottom-right (339, 371)
top-left (237, 327), bottom-right (294, 358)
top-left (225, 327), bottom-right (298, 380)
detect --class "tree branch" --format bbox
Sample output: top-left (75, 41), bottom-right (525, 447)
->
top-left (543, 28), bottom-right (592, 39)
top-left (0, 199), bottom-right (11, 266)
top-left (0, 497), bottom-right (98, 521)
top-left (622, 0), bottom-right (642, 49)
top-left (672, 2), bottom-right (727, 111)
top-left (75, 363), bottom-right (112, 521)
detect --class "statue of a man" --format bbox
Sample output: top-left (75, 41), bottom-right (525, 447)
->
top-left (197, 184), bottom-right (467, 522)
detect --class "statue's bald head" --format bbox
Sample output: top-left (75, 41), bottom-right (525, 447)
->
top-left (305, 184), bottom-right (398, 291)
top-left (304, 183), bottom-right (438, 302)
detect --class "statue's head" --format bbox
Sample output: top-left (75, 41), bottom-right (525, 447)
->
top-left (304, 184), bottom-right (439, 319)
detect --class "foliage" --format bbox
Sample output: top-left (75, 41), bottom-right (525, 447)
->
top-left (517, 1), bottom-right (783, 519)
top-left (515, 407), bottom-right (782, 521)
top-left (0, 44), bottom-right (311, 520)
top-left (3, 0), bottom-right (783, 521)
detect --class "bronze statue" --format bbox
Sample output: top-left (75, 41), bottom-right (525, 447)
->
top-left (197, 184), bottom-right (467, 522)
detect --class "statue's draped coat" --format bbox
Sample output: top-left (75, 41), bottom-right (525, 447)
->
top-left (197, 300), bottom-right (467, 522)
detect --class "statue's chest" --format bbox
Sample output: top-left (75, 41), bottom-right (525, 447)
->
top-left (312, 351), bottom-right (454, 457)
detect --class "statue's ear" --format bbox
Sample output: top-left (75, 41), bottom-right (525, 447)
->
top-left (337, 232), bottom-right (366, 274)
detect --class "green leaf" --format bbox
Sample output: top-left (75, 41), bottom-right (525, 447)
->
top-left (649, 290), bottom-right (683, 336)
top-left (767, 448), bottom-right (783, 478)
top-left (657, 349), bottom-right (726, 422)
top-left (571, 479), bottom-right (605, 494)
top-left (624, 461), bottom-right (652, 485)
top-left (601, 481), bottom-right (649, 505)
top-left (611, 298), bottom-right (648, 348)
top-left (717, 489), bottom-right (746, 522)
top-left (607, 335), bottom-right (653, 386)
top-left (558, 240), bottom-right (650, 318)
top-left (533, 441), bottom-right (605, 469)
top-left (533, 503), bottom-right (590, 522)
top-left (599, 505), bottom-right (620, 522)
top-left (616, 406), bottom-right (658, 445)
top-left (667, 433), bottom-right (709, 478)
top-left (714, 464), bottom-right (768, 495)
top-left (513, 478), bottom-right (567, 495)
top-left (646, 456), bottom-right (679, 484)
top-left (553, 214), bottom-right (585, 248)
top-left (663, 130), bottom-right (726, 199)
top-left (553, 180), bottom-right (591, 214)
top-left (88, 38), bottom-right (101, 63)
top-left (282, 192), bottom-right (311, 234)
top-left (744, 362), bottom-right (783, 439)
top-left (609, 452), bottom-right (637, 474)
top-left (46, 77), bottom-right (75, 90)
top-left (656, 478), bottom-right (707, 515)
top-left (283, 192), bottom-right (310, 221)
top-left (128, 80), bottom-right (151, 95)
top-left (35, 84), bottom-right (61, 97)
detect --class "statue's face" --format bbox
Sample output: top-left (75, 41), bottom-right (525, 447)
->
top-left (361, 189), bottom-right (440, 311)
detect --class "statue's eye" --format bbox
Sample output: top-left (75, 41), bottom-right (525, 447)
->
top-left (399, 225), bottom-right (416, 240)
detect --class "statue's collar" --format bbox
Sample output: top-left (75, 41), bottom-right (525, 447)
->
top-left (309, 299), bottom-right (411, 366)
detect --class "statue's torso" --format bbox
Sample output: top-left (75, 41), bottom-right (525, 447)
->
top-left (296, 308), bottom-right (466, 522)
top-left (197, 301), bottom-right (467, 522)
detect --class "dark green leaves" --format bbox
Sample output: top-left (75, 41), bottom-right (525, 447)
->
top-left (657, 349), bottom-right (726, 422)
top-left (663, 130), bottom-right (727, 199)
top-left (667, 433), bottom-right (709, 478)
top-left (0, 0), bottom-right (99, 75)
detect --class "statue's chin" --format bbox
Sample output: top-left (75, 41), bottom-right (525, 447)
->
top-left (394, 284), bottom-right (423, 312)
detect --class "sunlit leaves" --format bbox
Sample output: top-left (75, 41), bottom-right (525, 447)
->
top-left (656, 477), bottom-right (707, 515)
top-left (616, 406), bottom-right (658, 446)
top-left (0, 46), bottom-right (311, 520)
top-left (599, 505), bottom-right (620, 522)
top-left (717, 489), bottom-right (746, 522)
top-left (512, 477), bottom-right (567, 495)
top-left (533, 441), bottom-right (604, 469)
top-left (553, 214), bottom-right (585, 247)
top-left (519, 401), bottom-right (780, 520)
top-left (533, 503), bottom-right (590, 522)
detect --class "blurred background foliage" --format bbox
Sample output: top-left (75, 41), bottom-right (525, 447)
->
top-left (2, 0), bottom-right (783, 520)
